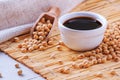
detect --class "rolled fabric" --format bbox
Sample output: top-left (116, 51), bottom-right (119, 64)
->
top-left (0, 0), bottom-right (84, 30)
top-left (0, 23), bottom-right (33, 43)
top-left (0, 0), bottom-right (84, 43)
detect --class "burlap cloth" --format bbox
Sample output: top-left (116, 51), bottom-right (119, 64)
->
top-left (0, 0), bottom-right (84, 43)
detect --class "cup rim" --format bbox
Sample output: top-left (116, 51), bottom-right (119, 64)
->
top-left (58, 11), bottom-right (107, 32)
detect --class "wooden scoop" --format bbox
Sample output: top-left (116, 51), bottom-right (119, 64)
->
top-left (31, 6), bottom-right (60, 40)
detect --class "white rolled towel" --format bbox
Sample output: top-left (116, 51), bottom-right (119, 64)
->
top-left (0, 23), bottom-right (33, 43)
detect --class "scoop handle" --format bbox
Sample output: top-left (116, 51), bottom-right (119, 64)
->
top-left (48, 6), bottom-right (60, 17)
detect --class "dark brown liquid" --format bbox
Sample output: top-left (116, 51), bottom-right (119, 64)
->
top-left (63, 17), bottom-right (102, 30)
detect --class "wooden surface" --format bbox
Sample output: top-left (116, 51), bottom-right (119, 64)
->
top-left (0, 0), bottom-right (120, 80)
top-left (0, 52), bottom-right (44, 80)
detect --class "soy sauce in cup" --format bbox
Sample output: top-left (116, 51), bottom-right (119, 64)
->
top-left (63, 17), bottom-right (102, 30)
top-left (58, 12), bottom-right (107, 51)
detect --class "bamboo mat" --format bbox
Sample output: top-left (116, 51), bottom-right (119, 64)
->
top-left (0, 0), bottom-right (120, 80)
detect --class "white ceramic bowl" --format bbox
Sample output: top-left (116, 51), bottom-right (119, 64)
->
top-left (58, 11), bottom-right (107, 51)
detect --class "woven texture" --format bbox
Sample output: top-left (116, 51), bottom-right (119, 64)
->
top-left (0, 0), bottom-right (120, 80)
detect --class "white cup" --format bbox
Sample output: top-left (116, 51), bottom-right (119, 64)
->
top-left (58, 11), bottom-right (107, 51)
